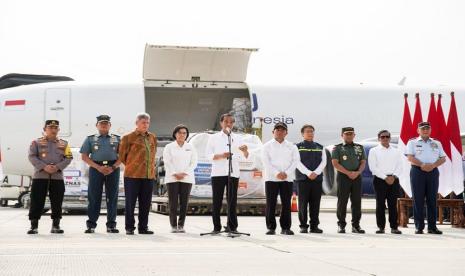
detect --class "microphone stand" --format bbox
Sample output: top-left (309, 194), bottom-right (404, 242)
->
top-left (201, 129), bottom-right (250, 238)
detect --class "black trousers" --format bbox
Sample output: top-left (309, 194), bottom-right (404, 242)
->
top-left (336, 173), bottom-right (362, 228)
top-left (297, 179), bottom-right (322, 229)
top-left (28, 178), bottom-right (65, 221)
top-left (265, 181), bottom-right (293, 230)
top-left (211, 176), bottom-right (239, 231)
top-left (167, 182), bottom-right (192, 228)
top-left (124, 177), bottom-right (154, 231)
top-left (373, 176), bottom-right (400, 229)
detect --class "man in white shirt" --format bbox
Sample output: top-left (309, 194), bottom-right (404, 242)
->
top-left (261, 122), bottom-right (300, 235)
top-left (205, 114), bottom-right (249, 234)
top-left (368, 130), bottom-right (403, 234)
top-left (295, 124), bottom-right (327, 234)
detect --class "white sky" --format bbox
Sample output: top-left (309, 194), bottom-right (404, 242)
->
top-left (1, 0), bottom-right (465, 86)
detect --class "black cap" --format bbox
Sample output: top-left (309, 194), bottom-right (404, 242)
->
top-left (45, 120), bottom-right (59, 127)
top-left (97, 115), bottom-right (111, 123)
top-left (273, 122), bottom-right (288, 130)
top-left (341, 127), bottom-right (354, 134)
top-left (418, 121), bottom-right (431, 129)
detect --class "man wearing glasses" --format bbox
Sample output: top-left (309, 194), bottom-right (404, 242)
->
top-left (331, 127), bottom-right (366, 234)
top-left (368, 130), bottom-right (403, 234)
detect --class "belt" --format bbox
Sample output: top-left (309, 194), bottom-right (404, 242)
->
top-left (412, 165), bottom-right (437, 171)
top-left (94, 160), bottom-right (117, 166)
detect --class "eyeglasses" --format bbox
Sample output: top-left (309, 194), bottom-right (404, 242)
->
top-left (380, 135), bottom-right (391, 139)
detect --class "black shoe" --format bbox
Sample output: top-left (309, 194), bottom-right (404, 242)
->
top-left (27, 220), bottom-right (38, 235)
top-left (266, 229), bottom-right (276, 235)
top-left (281, 229), bottom-right (294, 235)
top-left (376, 229), bottom-right (385, 234)
top-left (310, 227), bottom-right (323, 234)
top-left (391, 228), bottom-right (402, 234)
top-left (51, 226), bottom-right (64, 234)
top-left (338, 226), bottom-right (346, 234)
top-left (177, 226), bottom-right (185, 233)
top-left (126, 229), bottom-right (135, 235)
top-left (211, 230), bottom-right (221, 235)
top-left (138, 229), bottom-right (154, 235)
top-left (84, 228), bottom-right (95, 234)
top-left (415, 229), bottom-right (424, 234)
top-left (229, 229), bottom-right (240, 235)
top-left (27, 228), bottom-right (38, 234)
top-left (352, 226), bottom-right (365, 234)
top-left (106, 227), bottom-right (119, 233)
top-left (428, 228), bottom-right (443, 235)
top-left (51, 219), bottom-right (63, 234)
top-left (299, 228), bottom-right (308, 233)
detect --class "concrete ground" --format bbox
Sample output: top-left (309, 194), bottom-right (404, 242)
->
top-left (0, 198), bottom-right (464, 276)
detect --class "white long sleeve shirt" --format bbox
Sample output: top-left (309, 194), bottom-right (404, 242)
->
top-left (163, 141), bottom-right (198, 184)
top-left (205, 131), bottom-right (248, 178)
top-left (368, 144), bottom-right (403, 180)
top-left (261, 139), bottom-right (301, 182)
top-left (296, 149), bottom-right (327, 176)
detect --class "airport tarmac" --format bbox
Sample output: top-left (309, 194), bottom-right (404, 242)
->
top-left (0, 198), bottom-right (464, 276)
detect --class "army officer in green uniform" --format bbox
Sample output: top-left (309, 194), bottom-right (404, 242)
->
top-left (331, 127), bottom-right (367, 234)
top-left (80, 115), bottom-right (121, 234)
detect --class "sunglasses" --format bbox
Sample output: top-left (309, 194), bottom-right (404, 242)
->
top-left (380, 135), bottom-right (391, 139)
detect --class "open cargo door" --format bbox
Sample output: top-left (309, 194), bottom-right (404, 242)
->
top-left (143, 45), bottom-right (257, 138)
top-left (143, 45), bottom-right (257, 82)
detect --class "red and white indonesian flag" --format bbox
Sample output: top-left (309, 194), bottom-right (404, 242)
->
top-left (427, 94), bottom-right (438, 139)
top-left (399, 92), bottom-right (463, 197)
top-left (3, 99), bottom-right (26, 111)
top-left (447, 92), bottom-right (464, 195)
top-left (435, 95), bottom-right (453, 196)
top-left (412, 93), bottom-right (423, 132)
top-left (398, 93), bottom-right (416, 197)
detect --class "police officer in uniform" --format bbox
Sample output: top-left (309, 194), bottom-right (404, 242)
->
top-left (80, 115), bottom-right (121, 233)
top-left (27, 120), bottom-right (73, 234)
top-left (331, 127), bottom-right (366, 234)
top-left (295, 124), bottom-right (327, 233)
top-left (406, 122), bottom-right (446, 234)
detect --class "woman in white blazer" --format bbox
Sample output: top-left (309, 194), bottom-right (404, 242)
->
top-left (163, 125), bottom-right (198, 233)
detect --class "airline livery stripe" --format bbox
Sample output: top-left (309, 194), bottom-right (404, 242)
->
top-left (4, 100), bottom-right (26, 106)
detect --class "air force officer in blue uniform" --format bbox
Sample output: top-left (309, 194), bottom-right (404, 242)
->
top-left (406, 122), bottom-right (446, 234)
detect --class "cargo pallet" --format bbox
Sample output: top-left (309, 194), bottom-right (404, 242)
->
top-left (151, 196), bottom-right (281, 216)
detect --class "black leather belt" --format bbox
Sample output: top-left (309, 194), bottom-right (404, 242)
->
top-left (94, 160), bottom-right (117, 166)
